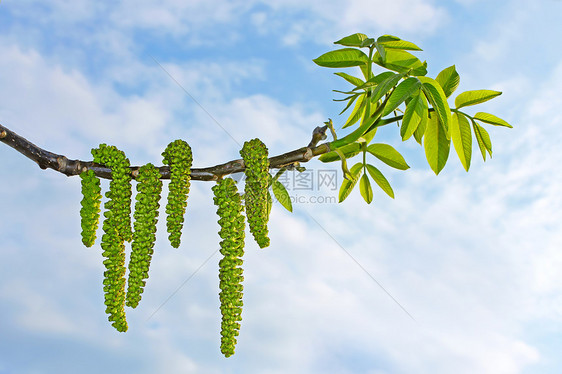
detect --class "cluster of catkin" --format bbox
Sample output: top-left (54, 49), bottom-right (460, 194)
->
top-left (79, 137), bottom-right (270, 357)
top-left (80, 141), bottom-right (192, 332)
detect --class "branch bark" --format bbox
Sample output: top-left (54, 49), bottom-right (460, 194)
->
top-left (0, 124), bottom-right (331, 181)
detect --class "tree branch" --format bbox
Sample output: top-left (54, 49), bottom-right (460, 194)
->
top-left (0, 123), bottom-right (332, 181)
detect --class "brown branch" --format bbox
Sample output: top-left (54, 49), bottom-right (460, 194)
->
top-left (0, 123), bottom-right (332, 181)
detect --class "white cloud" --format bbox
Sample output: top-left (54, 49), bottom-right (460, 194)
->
top-left (4, 0), bottom-right (447, 49)
top-left (259, 0), bottom-right (448, 46)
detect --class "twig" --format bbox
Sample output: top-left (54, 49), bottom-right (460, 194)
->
top-left (0, 123), bottom-right (331, 181)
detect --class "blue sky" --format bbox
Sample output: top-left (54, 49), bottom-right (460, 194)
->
top-left (1, 1), bottom-right (562, 373)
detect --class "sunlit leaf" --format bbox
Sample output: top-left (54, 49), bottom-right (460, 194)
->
top-left (473, 122), bottom-right (492, 160)
top-left (413, 105), bottom-right (428, 145)
top-left (455, 89), bottom-right (502, 109)
top-left (377, 35), bottom-right (401, 43)
top-left (338, 163), bottom-right (363, 203)
top-left (360, 38), bottom-right (375, 48)
top-left (375, 40), bottom-right (387, 62)
top-left (379, 39), bottom-right (422, 51)
top-left (353, 71), bottom-right (396, 91)
top-left (365, 164), bottom-right (395, 198)
top-left (343, 94), bottom-right (366, 128)
top-left (424, 114), bottom-right (450, 175)
top-left (334, 33), bottom-right (370, 47)
top-left (373, 49), bottom-right (427, 76)
top-left (313, 48), bottom-right (369, 68)
top-left (370, 73), bottom-right (403, 104)
top-left (359, 173), bottom-right (373, 204)
top-left (473, 112), bottom-right (512, 128)
top-left (333, 92), bottom-right (357, 101)
top-left (450, 113), bottom-right (472, 171)
top-left (334, 72), bottom-right (365, 87)
top-left (337, 93), bottom-right (360, 115)
top-left (479, 125), bottom-right (492, 155)
top-left (419, 76), bottom-right (451, 137)
top-left (367, 143), bottom-right (410, 170)
top-left (401, 90), bottom-right (427, 140)
top-left (435, 65), bottom-right (460, 98)
top-left (272, 180), bottom-right (292, 212)
top-left (382, 77), bottom-right (422, 117)
top-left (360, 64), bottom-right (370, 80)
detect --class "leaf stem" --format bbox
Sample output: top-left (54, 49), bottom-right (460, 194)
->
top-left (451, 108), bottom-right (472, 119)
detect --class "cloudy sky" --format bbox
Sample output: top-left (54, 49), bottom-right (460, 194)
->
top-left (1, 1), bottom-right (562, 373)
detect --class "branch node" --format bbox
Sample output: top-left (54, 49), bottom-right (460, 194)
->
top-left (57, 156), bottom-right (68, 171)
top-left (0, 130), bottom-right (6, 139)
top-left (308, 125), bottom-right (328, 148)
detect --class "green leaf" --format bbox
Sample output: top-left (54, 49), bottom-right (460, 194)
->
top-left (474, 112), bottom-right (512, 128)
top-left (455, 89), bottom-right (502, 109)
top-left (353, 71), bottom-right (395, 91)
top-left (365, 164), bottom-right (395, 198)
top-left (367, 143), bottom-right (410, 170)
top-left (373, 49), bottom-right (427, 76)
top-left (374, 41), bottom-right (387, 63)
top-left (359, 173), bottom-right (373, 204)
top-left (319, 142), bottom-right (362, 162)
top-left (479, 125), bottom-right (492, 156)
top-left (379, 39), bottom-right (422, 51)
top-left (370, 73), bottom-right (403, 104)
top-left (377, 35), bottom-right (401, 43)
top-left (334, 33), bottom-right (370, 47)
top-left (450, 113), bottom-right (472, 171)
top-left (435, 65), bottom-right (460, 98)
top-left (382, 77), bottom-right (422, 117)
top-left (333, 92), bottom-right (357, 101)
top-left (272, 180), bottom-right (293, 212)
top-left (473, 123), bottom-right (487, 160)
top-left (413, 61), bottom-right (428, 77)
top-left (338, 163), bottom-right (363, 203)
top-left (401, 90), bottom-right (428, 140)
top-left (377, 35), bottom-right (422, 51)
top-left (313, 48), bottom-right (369, 68)
top-left (343, 94), bottom-right (366, 128)
top-left (334, 72), bottom-right (365, 87)
top-left (360, 64), bottom-right (370, 80)
top-left (413, 107), bottom-right (428, 145)
top-left (360, 38), bottom-right (375, 48)
top-left (424, 114), bottom-right (450, 175)
top-left (419, 76), bottom-right (451, 137)
top-left (338, 93), bottom-right (361, 115)
top-left (473, 122), bottom-right (492, 160)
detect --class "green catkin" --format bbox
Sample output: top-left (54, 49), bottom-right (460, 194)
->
top-left (91, 144), bottom-right (132, 332)
top-left (162, 140), bottom-right (192, 248)
top-left (240, 138), bottom-right (270, 248)
top-left (79, 169), bottom-right (102, 247)
top-left (126, 163), bottom-right (163, 308)
top-left (92, 145), bottom-right (133, 243)
top-left (212, 178), bottom-right (246, 358)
